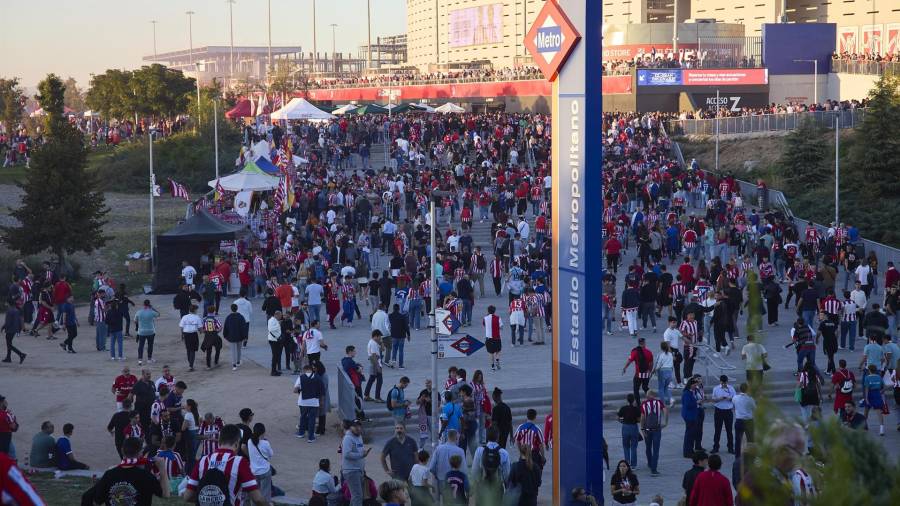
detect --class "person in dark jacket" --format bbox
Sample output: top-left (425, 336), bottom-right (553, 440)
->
top-left (294, 364), bottom-right (325, 441)
top-left (172, 284), bottom-right (197, 318)
top-left (682, 451), bottom-right (708, 502)
top-left (262, 289), bottom-right (281, 318)
top-left (2, 304), bottom-right (25, 363)
top-left (223, 304), bottom-right (248, 370)
top-left (490, 388), bottom-right (513, 449)
top-left (388, 304), bottom-right (410, 369)
top-left (509, 442), bottom-right (542, 506)
top-left (106, 399), bottom-right (133, 458)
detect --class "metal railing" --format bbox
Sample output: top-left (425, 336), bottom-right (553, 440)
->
top-left (667, 109), bottom-right (867, 136)
top-left (831, 59), bottom-right (900, 76)
top-left (661, 127), bottom-right (900, 269)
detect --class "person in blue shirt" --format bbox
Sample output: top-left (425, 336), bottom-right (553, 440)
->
top-left (56, 423), bottom-right (89, 470)
top-left (862, 364), bottom-right (886, 436)
top-left (57, 295), bottom-right (78, 353)
top-left (440, 391), bottom-right (462, 437)
top-left (681, 377), bottom-right (702, 459)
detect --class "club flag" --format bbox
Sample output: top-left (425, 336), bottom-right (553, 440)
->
top-left (214, 179), bottom-right (225, 201)
top-left (169, 179), bottom-right (190, 201)
top-left (234, 191), bottom-right (253, 217)
top-left (285, 173), bottom-right (294, 210)
top-left (273, 176), bottom-right (285, 214)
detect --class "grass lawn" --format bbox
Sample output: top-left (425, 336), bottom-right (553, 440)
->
top-left (0, 165), bottom-right (27, 185)
top-left (27, 472), bottom-right (184, 506)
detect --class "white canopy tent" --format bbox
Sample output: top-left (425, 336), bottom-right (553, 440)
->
top-left (208, 165), bottom-right (279, 192)
top-left (435, 102), bottom-right (466, 113)
top-left (270, 97), bottom-right (335, 121)
top-left (331, 104), bottom-right (358, 115)
top-left (410, 103), bottom-right (436, 113)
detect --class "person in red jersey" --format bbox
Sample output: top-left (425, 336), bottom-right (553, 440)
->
top-left (185, 424), bottom-right (267, 506)
top-left (112, 366), bottom-right (137, 412)
top-left (0, 452), bottom-right (44, 506)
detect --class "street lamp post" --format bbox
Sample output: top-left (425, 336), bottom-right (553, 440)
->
top-left (367, 0), bottom-right (372, 69)
top-left (195, 62), bottom-right (202, 132)
top-left (186, 10), bottom-right (195, 66)
top-left (150, 20), bottom-right (157, 61)
top-left (793, 58), bottom-right (818, 105)
top-left (312, 0), bottom-right (317, 73)
top-left (834, 114), bottom-right (840, 225)
top-left (267, 0), bottom-right (273, 80)
top-left (214, 98), bottom-right (220, 180)
top-left (228, 0), bottom-right (236, 84)
top-left (715, 88), bottom-right (720, 172)
top-left (149, 130), bottom-right (156, 269)
top-left (330, 23), bottom-right (338, 74)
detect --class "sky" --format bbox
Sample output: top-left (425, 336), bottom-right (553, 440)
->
top-left (0, 0), bottom-right (407, 91)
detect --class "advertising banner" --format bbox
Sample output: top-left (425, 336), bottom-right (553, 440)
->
top-left (637, 69), bottom-right (682, 86)
top-left (688, 92), bottom-right (770, 112)
top-left (682, 68), bottom-right (768, 86)
top-left (449, 4), bottom-right (503, 47)
top-left (839, 26), bottom-right (858, 54)
top-left (304, 80), bottom-right (551, 102)
top-left (602, 75), bottom-right (632, 94)
top-left (887, 24), bottom-right (900, 56)
top-left (862, 25), bottom-right (883, 55)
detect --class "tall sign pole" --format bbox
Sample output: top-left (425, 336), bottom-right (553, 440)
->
top-left (525, 0), bottom-right (603, 501)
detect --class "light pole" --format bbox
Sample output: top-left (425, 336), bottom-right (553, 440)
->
top-left (330, 23), bottom-right (338, 74)
top-left (267, 0), bottom-right (273, 80)
top-left (793, 59), bottom-right (818, 105)
top-left (834, 114), bottom-right (840, 225)
top-left (186, 10), bottom-right (195, 67)
top-left (149, 129), bottom-right (157, 269)
top-left (312, 0), bottom-right (318, 73)
top-left (228, 0), bottom-right (236, 84)
top-left (214, 98), bottom-right (220, 180)
top-left (195, 62), bottom-right (202, 132)
top-left (367, 0), bottom-right (372, 69)
top-left (714, 88), bottom-right (720, 172)
top-left (150, 20), bottom-right (158, 61)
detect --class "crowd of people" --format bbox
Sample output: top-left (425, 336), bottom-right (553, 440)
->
top-left (601, 50), bottom-right (760, 76)
top-left (306, 67), bottom-right (543, 90)
top-left (2, 95), bottom-right (899, 506)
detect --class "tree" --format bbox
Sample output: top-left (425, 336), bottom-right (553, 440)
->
top-left (777, 117), bottom-right (830, 192)
top-left (0, 78), bottom-right (25, 131)
top-left (845, 73), bottom-right (900, 202)
top-left (85, 65), bottom-right (195, 121)
top-left (1, 74), bottom-right (109, 270)
top-left (85, 69), bottom-right (134, 119)
top-left (63, 77), bottom-right (85, 112)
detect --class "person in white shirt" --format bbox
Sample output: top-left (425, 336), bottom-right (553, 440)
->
top-left (653, 342), bottom-right (676, 407)
top-left (447, 232), bottom-right (460, 252)
top-left (408, 450), bottom-right (434, 500)
top-left (294, 364), bottom-right (324, 442)
top-left (267, 311), bottom-right (283, 377)
top-left (711, 375), bottom-right (736, 454)
top-left (855, 263), bottom-right (872, 296)
top-left (732, 382), bottom-right (756, 456)
top-left (517, 219), bottom-right (530, 242)
top-left (371, 304), bottom-right (391, 340)
top-left (301, 320), bottom-right (327, 365)
top-left (234, 292), bottom-right (252, 348)
top-left (312, 458), bottom-right (341, 502)
top-left (364, 331), bottom-right (384, 402)
top-left (246, 423), bottom-right (275, 503)
top-left (178, 305), bottom-right (203, 371)
top-left (662, 317), bottom-right (684, 386)
top-left (181, 262), bottom-right (197, 288)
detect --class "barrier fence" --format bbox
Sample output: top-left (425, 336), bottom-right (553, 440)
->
top-left (666, 108), bottom-right (867, 136)
top-left (831, 59), bottom-right (900, 76)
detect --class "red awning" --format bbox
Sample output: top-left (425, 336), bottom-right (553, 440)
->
top-left (225, 99), bottom-right (252, 119)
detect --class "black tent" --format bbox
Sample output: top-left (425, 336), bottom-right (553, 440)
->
top-left (152, 209), bottom-right (248, 293)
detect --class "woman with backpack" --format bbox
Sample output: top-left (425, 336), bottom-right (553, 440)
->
top-left (797, 360), bottom-right (822, 424)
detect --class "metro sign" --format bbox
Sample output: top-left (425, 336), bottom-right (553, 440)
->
top-left (524, 0), bottom-right (581, 82)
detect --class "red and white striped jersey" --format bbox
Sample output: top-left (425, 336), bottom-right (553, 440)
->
top-left (805, 228), bottom-right (819, 243)
top-left (123, 423), bottom-right (143, 440)
top-left (842, 300), bottom-right (858, 321)
top-left (186, 449), bottom-right (258, 506)
top-left (509, 298), bottom-right (526, 314)
top-left (340, 283), bottom-right (356, 301)
top-left (470, 254), bottom-right (485, 274)
top-left (252, 256), bottom-right (266, 277)
top-left (822, 296), bottom-right (842, 316)
top-left (483, 314), bottom-right (503, 340)
top-left (444, 297), bottom-right (462, 317)
top-left (679, 320), bottom-right (699, 348)
top-left (791, 468), bottom-right (817, 501)
top-left (150, 400), bottom-right (165, 425)
top-left (0, 453), bottom-right (44, 506)
top-left (640, 398), bottom-right (666, 419)
top-left (454, 267), bottom-right (465, 283)
top-left (670, 283), bottom-right (687, 300)
top-left (525, 293), bottom-right (547, 318)
top-left (682, 229), bottom-right (697, 247)
top-left (199, 418), bottom-right (224, 456)
top-left (513, 422), bottom-right (545, 451)
top-left (490, 258), bottom-right (503, 278)
top-left (152, 450), bottom-right (185, 478)
top-left (419, 280), bottom-right (431, 298)
top-left (94, 299), bottom-right (106, 324)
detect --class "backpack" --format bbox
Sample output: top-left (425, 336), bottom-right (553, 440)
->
top-left (195, 465), bottom-right (232, 506)
top-left (642, 403), bottom-right (662, 431)
top-left (386, 386), bottom-right (399, 412)
top-left (481, 445), bottom-right (501, 478)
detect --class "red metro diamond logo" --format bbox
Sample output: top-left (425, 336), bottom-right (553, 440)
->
top-left (524, 0), bottom-right (581, 82)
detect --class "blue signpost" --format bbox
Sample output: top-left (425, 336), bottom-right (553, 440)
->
top-left (526, 0), bottom-right (603, 501)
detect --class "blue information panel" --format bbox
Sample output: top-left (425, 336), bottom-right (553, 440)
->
top-left (552, 0), bottom-right (604, 502)
top-left (637, 68), bottom-right (684, 86)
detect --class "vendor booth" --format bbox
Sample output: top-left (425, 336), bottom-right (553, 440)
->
top-left (152, 209), bottom-right (248, 293)
top-left (270, 97), bottom-right (335, 121)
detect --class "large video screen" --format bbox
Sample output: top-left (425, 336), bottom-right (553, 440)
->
top-left (448, 4), bottom-right (503, 47)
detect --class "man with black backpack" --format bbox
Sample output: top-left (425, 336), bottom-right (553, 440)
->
top-left (471, 427), bottom-right (510, 504)
top-left (184, 424), bottom-right (267, 506)
top-left (386, 377), bottom-right (411, 425)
